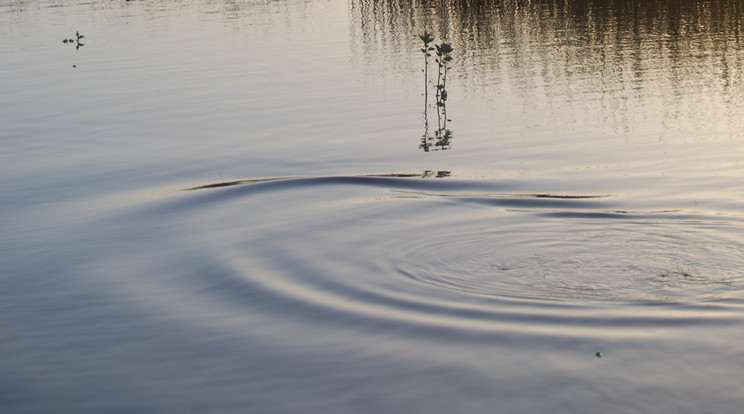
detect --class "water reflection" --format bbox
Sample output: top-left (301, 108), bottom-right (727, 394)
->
top-left (350, 0), bottom-right (744, 135)
top-left (350, 0), bottom-right (744, 77)
top-left (420, 90), bottom-right (452, 152)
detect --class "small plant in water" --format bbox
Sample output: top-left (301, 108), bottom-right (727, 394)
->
top-left (419, 31), bottom-right (436, 99)
top-left (435, 41), bottom-right (453, 106)
top-left (417, 31), bottom-right (454, 152)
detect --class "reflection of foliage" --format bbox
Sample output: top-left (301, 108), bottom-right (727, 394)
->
top-left (419, 32), bottom-right (453, 152)
top-left (352, 0), bottom-right (744, 101)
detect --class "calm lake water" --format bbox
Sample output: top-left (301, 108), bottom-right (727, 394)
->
top-left (3, 0), bottom-right (744, 412)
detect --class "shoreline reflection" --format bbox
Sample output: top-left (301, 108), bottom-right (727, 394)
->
top-left (351, 0), bottom-right (744, 136)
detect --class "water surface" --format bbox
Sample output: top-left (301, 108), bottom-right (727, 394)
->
top-left (2, 0), bottom-right (744, 413)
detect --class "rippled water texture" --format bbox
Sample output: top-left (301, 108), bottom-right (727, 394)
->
top-left (3, 1), bottom-right (744, 413)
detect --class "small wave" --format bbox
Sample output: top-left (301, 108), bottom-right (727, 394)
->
top-left (122, 173), bottom-right (744, 344)
top-left (185, 172), bottom-right (454, 191)
top-left (184, 173), bottom-right (610, 205)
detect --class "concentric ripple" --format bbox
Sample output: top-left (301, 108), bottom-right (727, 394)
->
top-left (391, 221), bottom-right (744, 303)
top-left (180, 175), bottom-right (744, 320)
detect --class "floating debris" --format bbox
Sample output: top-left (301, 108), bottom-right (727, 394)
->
top-left (595, 351), bottom-right (602, 358)
top-left (62, 31), bottom-right (85, 45)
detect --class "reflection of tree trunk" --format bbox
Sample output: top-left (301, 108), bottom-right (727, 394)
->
top-left (424, 58), bottom-right (429, 105)
top-left (421, 92), bottom-right (431, 152)
top-left (436, 60), bottom-right (442, 104)
top-left (421, 78), bottom-right (452, 152)
top-left (435, 101), bottom-right (451, 151)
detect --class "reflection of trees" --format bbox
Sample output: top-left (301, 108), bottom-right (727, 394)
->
top-left (350, 0), bottom-right (744, 62)
top-left (350, 0), bottom-right (744, 124)
top-left (420, 88), bottom-right (452, 152)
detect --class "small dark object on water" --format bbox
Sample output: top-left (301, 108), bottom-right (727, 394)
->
top-left (63, 32), bottom-right (84, 44)
top-left (595, 351), bottom-right (602, 358)
top-left (72, 65), bottom-right (76, 68)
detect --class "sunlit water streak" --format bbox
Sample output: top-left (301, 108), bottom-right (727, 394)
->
top-left (3, 0), bottom-right (744, 413)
